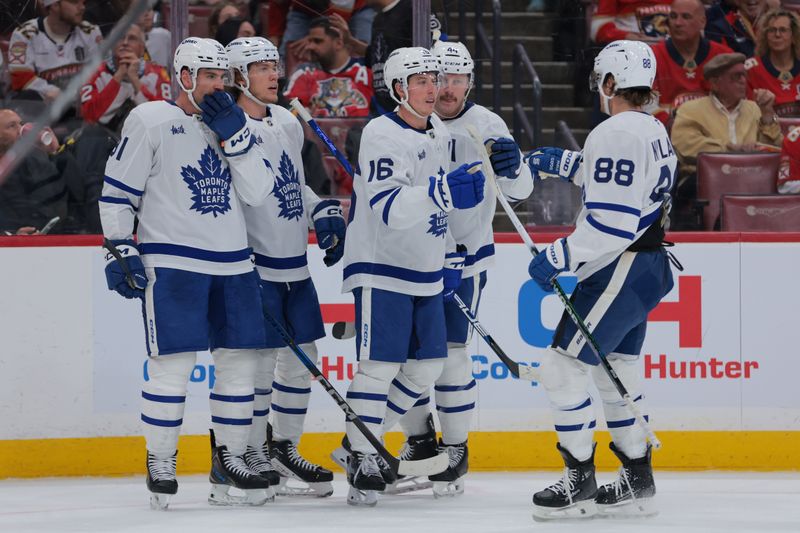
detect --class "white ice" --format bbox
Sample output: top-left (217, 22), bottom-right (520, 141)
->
top-left (1, 472), bottom-right (798, 533)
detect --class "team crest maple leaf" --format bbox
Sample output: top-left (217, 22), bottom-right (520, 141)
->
top-left (181, 145), bottom-right (232, 217)
top-left (272, 151), bottom-right (304, 221)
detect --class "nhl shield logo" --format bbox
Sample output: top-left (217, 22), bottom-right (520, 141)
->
top-left (181, 145), bottom-right (232, 217)
top-left (272, 151), bottom-right (304, 221)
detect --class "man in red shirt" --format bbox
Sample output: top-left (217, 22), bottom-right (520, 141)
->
top-left (651, 0), bottom-right (732, 124)
top-left (284, 16), bottom-right (373, 118)
top-left (80, 24), bottom-right (171, 132)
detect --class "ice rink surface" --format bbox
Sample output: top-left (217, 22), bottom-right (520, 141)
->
top-left (1, 472), bottom-right (798, 533)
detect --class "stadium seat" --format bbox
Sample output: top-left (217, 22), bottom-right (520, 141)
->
top-left (696, 152), bottom-right (779, 230)
top-left (720, 194), bottom-right (800, 231)
top-left (778, 117), bottom-right (800, 136)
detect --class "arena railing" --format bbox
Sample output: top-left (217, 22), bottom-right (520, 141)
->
top-left (511, 43), bottom-right (542, 150)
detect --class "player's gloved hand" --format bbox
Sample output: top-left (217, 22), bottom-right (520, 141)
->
top-left (200, 90), bottom-right (252, 155)
top-left (312, 199), bottom-right (346, 266)
top-left (525, 147), bottom-right (582, 182)
top-left (487, 137), bottom-right (521, 179)
top-left (443, 245), bottom-right (468, 302)
top-left (104, 239), bottom-right (147, 299)
top-left (528, 238), bottom-right (570, 292)
top-left (429, 161), bottom-right (485, 211)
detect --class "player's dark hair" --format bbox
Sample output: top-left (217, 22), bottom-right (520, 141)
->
top-left (615, 87), bottom-right (655, 107)
top-left (309, 17), bottom-right (342, 40)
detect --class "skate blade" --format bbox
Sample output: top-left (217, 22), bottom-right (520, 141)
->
top-left (347, 486), bottom-right (378, 507)
top-left (383, 476), bottom-right (433, 495)
top-left (330, 446), bottom-right (348, 470)
top-left (532, 500), bottom-right (598, 522)
top-left (149, 493), bottom-right (171, 510)
top-left (432, 478), bottom-right (465, 498)
top-left (275, 476), bottom-right (334, 498)
top-left (207, 484), bottom-right (274, 506)
top-left (396, 450), bottom-right (449, 477)
top-left (597, 497), bottom-right (658, 518)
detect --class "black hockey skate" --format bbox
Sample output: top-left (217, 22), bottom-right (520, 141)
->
top-left (595, 442), bottom-right (657, 518)
top-left (532, 443), bottom-right (598, 521)
top-left (208, 429), bottom-right (274, 506)
top-left (243, 442), bottom-right (281, 486)
top-left (346, 451), bottom-right (386, 506)
top-left (146, 451), bottom-right (178, 510)
top-left (429, 440), bottom-right (468, 498)
top-left (384, 414), bottom-right (437, 494)
top-left (331, 435), bottom-right (398, 485)
top-left (270, 438), bottom-right (334, 497)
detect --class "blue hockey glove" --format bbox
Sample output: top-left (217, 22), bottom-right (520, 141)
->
top-left (487, 137), bottom-right (521, 179)
top-left (200, 90), bottom-right (252, 155)
top-left (525, 147), bottom-right (582, 182)
top-left (428, 161), bottom-right (485, 211)
top-left (528, 238), bottom-right (570, 292)
top-left (104, 239), bottom-right (147, 299)
top-left (443, 245), bottom-right (468, 302)
top-left (312, 199), bottom-right (346, 266)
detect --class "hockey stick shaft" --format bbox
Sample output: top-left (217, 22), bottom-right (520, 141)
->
top-left (289, 98), bottom-right (354, 177)
top-left (452, 295), bottom-right (539, 381)
top-left (465, 126), bottom-right (660, 449)
top-left (262, 310), bottom-right (448, 477)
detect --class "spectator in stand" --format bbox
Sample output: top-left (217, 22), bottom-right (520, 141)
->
top-left (215, 17), bottom-right (257, 46)
top-left (671, 52), bottom-right (782, 226)
top-left (280, 1), bottom-right (376, 65)
top-left (778, 126), bottom-right (800, 193)
top-left (209, 2), bottom-right (244, 38)
top-left (0, 109), bottom-right (67, 235)
top-left (80, 24), bottom-right (171, 133)
top-left (8, 0), bottom-right (102, 102)
top-left (590, 0), bottom-right (672, 45)
top-left (745, 9), bottom-right (800, 117)
top-left (651, 0), bottom-right (732, 125)
top-left (138, 7), bottom-right (171, 68)
top-left (706, 0), bottom-right (773, 57)
top-left (284, 17), bottom-right (373, 117)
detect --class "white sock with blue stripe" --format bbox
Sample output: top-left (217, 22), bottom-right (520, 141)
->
top-left (141, 352), bottom-right (197, 458)
top-left (434, 345), bottom-right (476, 444)
top-left (210, 348), bottom-right (259, 456)
top-left (248, 348), bottom-right (277, 448)
top-left (272, 344), bottom-right (316, 442)
top-left (383, 359), bottom-right (444, 433)
top-left (592, 353), bottom-right (648, 459)
top-left (537, 348), bottom-right (595, 462)
top-left (345, 360), bottom-right (399, 454)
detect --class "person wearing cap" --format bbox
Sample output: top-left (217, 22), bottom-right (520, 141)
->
top-left (7, 0), bottom-right (102, 102)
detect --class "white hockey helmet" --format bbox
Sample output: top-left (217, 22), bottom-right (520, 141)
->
top-left (383, 46), bottom-right (441, 117)
top-left (226, 37), bottom-right (282, 106)
top-left (173, 37), bottom-right (229, 109)
top-left (431, 40), bottom-right (474, 77)
top-left (590, 40), bottom-right (656, 93)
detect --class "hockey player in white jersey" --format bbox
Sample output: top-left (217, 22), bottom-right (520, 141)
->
top-left (341, 46), bottom-right (486, 506)
top-left (226, 36), bottom-right (345, 497)
top-left (391, 40), bottom-right (535, 497)
top-left (100, 38), bottom-right (276, 509)
top-left (525, 40), bottom-right (676, 520)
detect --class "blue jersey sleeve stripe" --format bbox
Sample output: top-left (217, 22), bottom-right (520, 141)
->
top-left (139, 243), bottom-right (251, 263)
top-left (381, 187), bottom-right (403, 225)
top-left (637, 207), bottom-right (662, 231)
top-left (253, 253), bottom-right (308, 270)
top-left (99, 196), bottom-right (137, 209)
top-left (369, 187), bottom-right (400, 208)
top-left (344, 262), bottom-right (444, 284)
top-left (586, 214), bottom-right (635, 240)
top-left (104, 175), bottom-right (144, 197)
top-left (585, 201), bottom-right (641, 216)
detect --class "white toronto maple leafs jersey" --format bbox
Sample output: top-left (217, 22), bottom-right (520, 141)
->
top-left (568, 110), bottom-right (676, 280)
top-left (242, 105), bottom-right (322, 282)
top-left (440, 102), bottom-right (534, 277)
top-left (100, 100), bottom-right (274, 275)
top-left (342, 112), bottom-right (452, 297)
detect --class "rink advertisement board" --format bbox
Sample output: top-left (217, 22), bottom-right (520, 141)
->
top-left (1, 233), bottom-right (799, 476)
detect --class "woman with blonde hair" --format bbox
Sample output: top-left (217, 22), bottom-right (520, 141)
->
top-left (745, 8), bottom-right (800, 116)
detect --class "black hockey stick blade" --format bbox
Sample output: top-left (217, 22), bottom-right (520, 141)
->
top-left (332, 321), bottom-right (356, 340)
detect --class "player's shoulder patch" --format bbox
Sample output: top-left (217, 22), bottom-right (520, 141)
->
top-left (744, 56), bottom-right (759, 70)
top-left (15, 18), bottom-right (39, 39)
top-left (78, 21), bottom-right (100, 35)
top-left (787, 125), bottom-right (800, 144)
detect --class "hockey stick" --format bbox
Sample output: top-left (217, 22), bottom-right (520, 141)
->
top-left (262, 310), bottom-right (449, 477)
top-left (289, 98), bottom-right (354, 177)
top-left (465, 125), bottom-right (661, 450)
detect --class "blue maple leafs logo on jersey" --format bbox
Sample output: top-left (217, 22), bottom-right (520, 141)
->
top-left (272, 151), bottom-right (304, 220)
top-left (427, 211), bottom-right (448, 238)
top-left (180, 145), bottom-right (232, 217)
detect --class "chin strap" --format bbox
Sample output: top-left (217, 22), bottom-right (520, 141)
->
top-left (400, 99), bottom-right (428, 121)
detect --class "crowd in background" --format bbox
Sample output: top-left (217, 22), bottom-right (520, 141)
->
top-left (1, 0), bottom-right (799, 234)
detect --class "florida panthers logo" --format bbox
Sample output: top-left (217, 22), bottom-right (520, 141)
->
top-left (427, 211), bottom-right (448, 238)
top-left (310, 78), bottom-right (368, 117)
top-left (272, 151), bottom-right (304, 220)
top-left (181, 146), bottom-right (232, 217)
